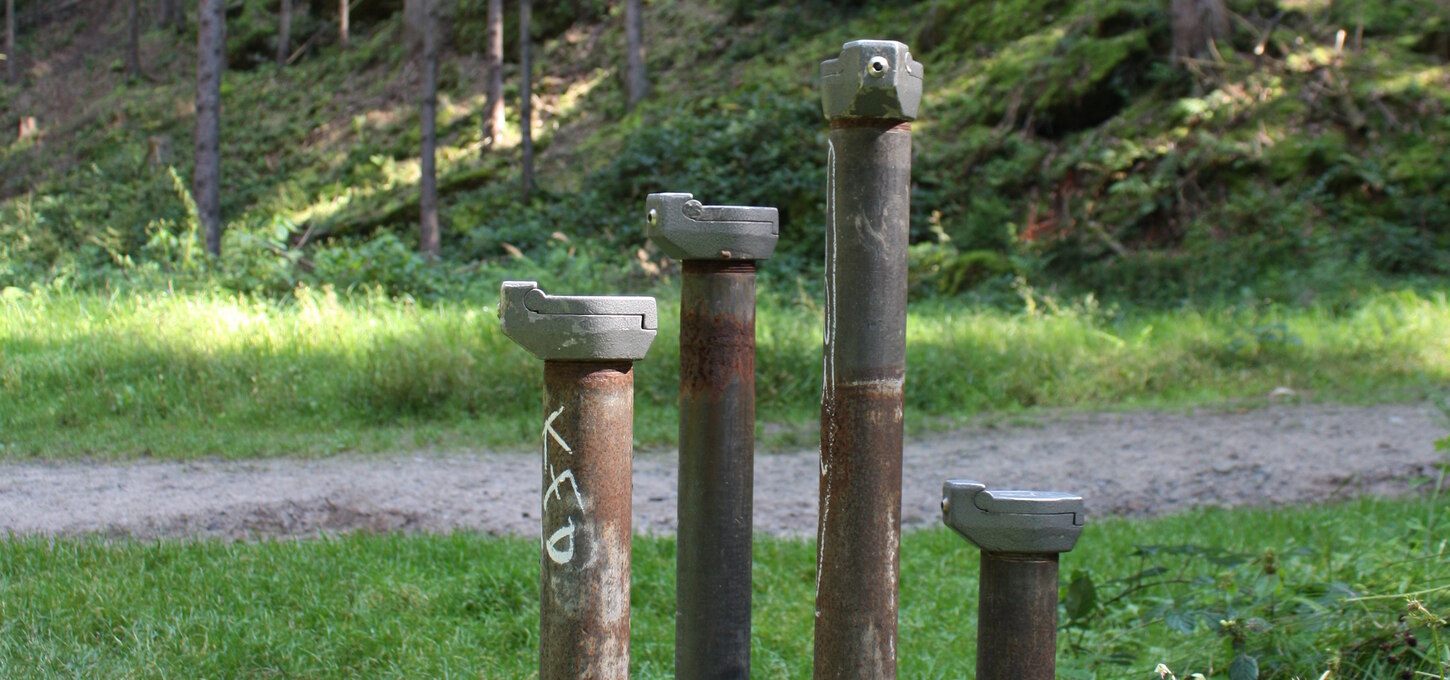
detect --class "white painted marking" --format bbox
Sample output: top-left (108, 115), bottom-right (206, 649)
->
top-left (540, 404), bottom-right (583, 566)
top-left (546, 517), bottom-right (577, 564)
top-left (543, 405), bottom-right (572, 454)
top-left (543, 462), bottom-right (584, 511)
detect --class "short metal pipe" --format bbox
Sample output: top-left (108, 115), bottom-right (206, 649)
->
top-left (815, 41), bottom-right (921, 679)
top-left (675, 260), bottom-right (757, 679)
top-left (539, 360), bottom-right (636, 680)
top-left (976, 552), bottom-right (1061, 680)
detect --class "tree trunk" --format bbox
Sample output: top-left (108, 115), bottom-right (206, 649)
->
top-left (339, 0), bottom-right (348, 49)
top-left (418, 0), bottom-right (440, 257)
top-left (158, 0), bottom-right (183, 33)
top-left (482, 0), bottom-right (503, 144)
top-left (1171, 0), bottom-right (1229, 62)
top-left (624, 0), bottom-right (647, 110)
top-left (520, 0), bottom-right (533, 198)
top-left (5, 0), bottom-right (15, 84)
top-left (277, 0), bottom-right (292, 65)
top-left (195, 0), bottom-right (226, 256)
top-left (127, 0), bottom-right (141, 78)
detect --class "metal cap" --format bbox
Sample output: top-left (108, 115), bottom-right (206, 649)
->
top-left (820, 40), bottom-right (923, 121)
top-left (498, 281), bottom-right (658, 362)
top-left (644, 193), bottom-right (779, 261)
top-left (941, 480), bottom-right (1085, 555)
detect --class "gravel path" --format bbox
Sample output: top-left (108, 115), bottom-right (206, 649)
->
top-left (1, 403), bottom-right (1444, 541)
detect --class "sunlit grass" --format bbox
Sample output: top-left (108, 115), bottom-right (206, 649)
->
top-left (0, 497), bottom-right (1444, 677)
top-left (1, 286), bottom-right (1446, 459)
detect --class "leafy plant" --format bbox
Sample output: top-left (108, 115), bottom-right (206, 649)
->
top-left (1065, 533), bottom-right (1450, 677)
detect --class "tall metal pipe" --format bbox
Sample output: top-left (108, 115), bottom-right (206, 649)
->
top-left (499, 281), bottom-right (659, 680)
top-left (677, 261), bottom-right (755, 678)
top-left (645, 193), bottom-right (778, 679)
top-left (814, 40), bottom-right (923, 679)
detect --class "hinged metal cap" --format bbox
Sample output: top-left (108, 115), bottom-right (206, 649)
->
top-left (941, 480), bottom-right (1085, 555)
top-left (820, 39), bottom-right (923, 121)
top-left (498, 281), bottom-right (658, 362)
top-left (644, 193), bottom-right (779, 261)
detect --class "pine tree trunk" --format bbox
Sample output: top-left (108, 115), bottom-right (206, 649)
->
top-left (520, 0), bottom-right (533, 198)
top-left (339, 0), bottom-right (349, 49)
top-left (159, 0), bottom-right (183, 34)
top-left (625, 0), bottom-right (647, 110)
top-left (195, 0), bottom-right (226, 256)
top-left (127, 0), bottom-right (142, 78)
top-left (277, 0), bottom-right (292, 65)
top-left (5, 0), bottom-right (15, 84)
top-left (418, 0), bottom-right (440, 257)
top-left (482, 0), bottom-right (503, 144)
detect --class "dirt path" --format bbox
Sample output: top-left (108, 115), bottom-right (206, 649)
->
top-left (2, 403), bottom-right (1444, 541)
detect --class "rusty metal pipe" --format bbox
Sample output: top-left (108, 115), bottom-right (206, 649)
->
top-left (539, 360), bottom-right (636, 679)
top-left (675, 260), bottom-right (757, 679)
top-left (643, 193), bottom-right (777, 679)
top-left (977, 552), bottom-right (1061, 679)
top-left (498, 281), bottom-right (657, 680)
top-left (814, 40), bottom-right (922, 679)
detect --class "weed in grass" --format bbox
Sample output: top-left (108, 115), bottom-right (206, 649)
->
top-left (1060, 498), bottom-right (1450, 679)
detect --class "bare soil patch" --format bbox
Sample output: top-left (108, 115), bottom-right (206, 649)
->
top-left (2, 403), bottom-right (1444, 541)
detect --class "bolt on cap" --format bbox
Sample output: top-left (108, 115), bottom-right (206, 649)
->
top-left (941, 480), bottom-right (1085, 555)
top-left (820, 39), bottom-right (923, 121)
top-left (498, 281), bottom-right (658, 362)
top-left (644, 193), bottom-right (779, 261)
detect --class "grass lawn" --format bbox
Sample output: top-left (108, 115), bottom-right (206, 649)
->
top-left (2, 285), bottom-right (1447, 460)
top-left (1, 496), bottom-right (1446, 678)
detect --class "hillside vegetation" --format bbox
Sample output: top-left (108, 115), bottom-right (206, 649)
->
top-left (1, 0), bottom-right (1447, 304)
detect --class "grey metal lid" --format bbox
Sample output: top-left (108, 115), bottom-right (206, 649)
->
top-left (644, 193), bottom-right (779, 261)
top-left (941, 480), bottom-right (1085, 554)
top-left (498, 281), bottom-right (658, 362)
top-left (820, 40), bottom-right (923, 121)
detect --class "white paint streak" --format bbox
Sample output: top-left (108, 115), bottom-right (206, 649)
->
top-left (886, 505), bottom-right (899, 662)
top-left (822, 140), bottom-right (837, 407)
top-left (839, 377), bottom-right (905, 390)
top-left (817, 139), bottom-right (838, 606)
top-left (599, 525), bottom-right (628, 624)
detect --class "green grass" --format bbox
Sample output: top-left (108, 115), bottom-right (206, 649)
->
top-left (2, 285), bottom-right (1447, 459)
top-left (1, 496), bottom-right (1445, 678)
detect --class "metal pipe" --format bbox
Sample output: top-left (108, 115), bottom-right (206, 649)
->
top-left (645, 193), bottom-right (778, 679)
top-left (499, 281), bottom-right (659, 680)
top-left (814, 40), bottom-right (923, 680)
top-left (977, 552), bottom-right (1061, 679)
top-left (540, 360), bottom-right (635, 679)
top-left (941, 480), bottom-right (1086, 680)
top-left (677, 260), bottom-right (755, 678)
